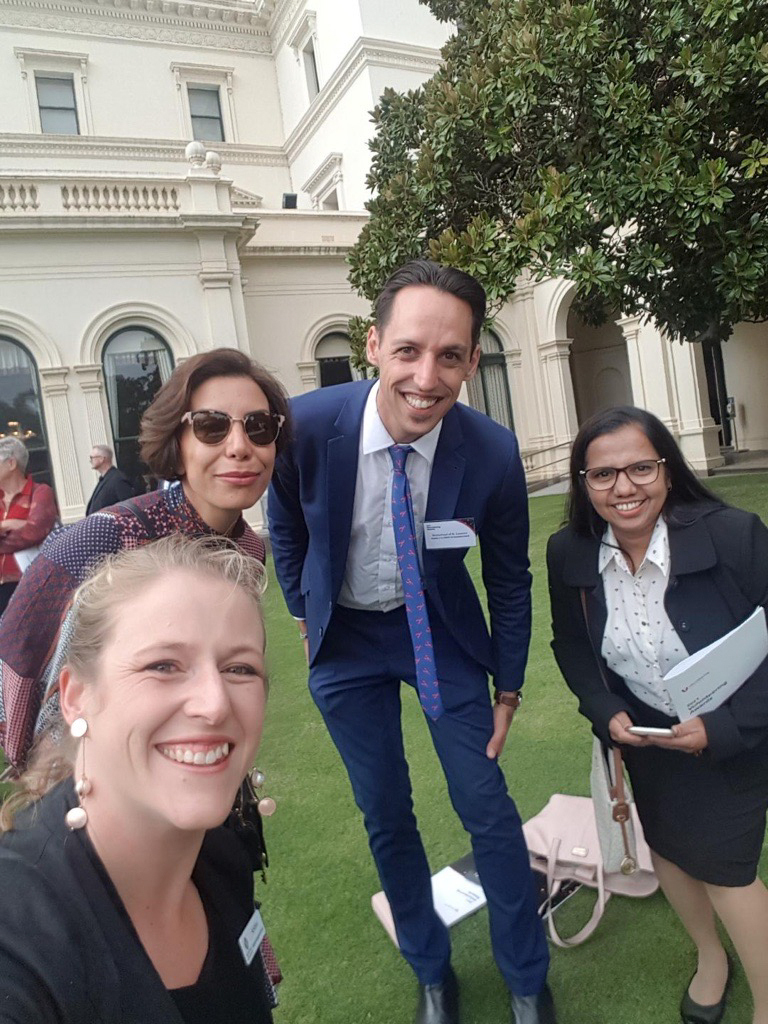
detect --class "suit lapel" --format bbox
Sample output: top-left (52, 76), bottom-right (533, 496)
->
top-left (423, 408), bottom-right (466, 576)
top-left (326, 382), bottom-right (373, 598)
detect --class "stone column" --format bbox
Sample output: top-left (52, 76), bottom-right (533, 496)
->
top-left (539, 339), bottom-right (579, 444)
top-left (297, 360), bottom-right (318, 391)
top-left (39, 367), bottom-right (86, 521)
top-left (73, 364), bottom-right (112, 446)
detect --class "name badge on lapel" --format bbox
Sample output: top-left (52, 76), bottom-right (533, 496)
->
top-left (238, 907), bottom-right (266, 966)
top-left (424, 518), bottom-right (477, 550)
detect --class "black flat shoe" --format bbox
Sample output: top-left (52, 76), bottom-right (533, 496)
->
top-left (680, 954), bottom-right (733, 1024)
top-left (415, 967), bottom-right (460, 1024)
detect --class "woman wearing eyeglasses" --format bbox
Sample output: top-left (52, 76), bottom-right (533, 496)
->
top-left (0, 348), bottom-right (290, 773)
top-left (547, 406), bottom-right (768, 1024)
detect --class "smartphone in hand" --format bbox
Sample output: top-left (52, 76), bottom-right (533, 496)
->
top-left (628, 725), bottom-right (675, 737)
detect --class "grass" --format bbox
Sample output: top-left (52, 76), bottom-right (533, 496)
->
top-left (259, 472), bottom-right (768, 1024)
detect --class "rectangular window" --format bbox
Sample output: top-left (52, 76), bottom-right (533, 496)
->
top-left (35, 74), bottom-right (79, 135)
top-left (187, 85), bottom-right (225, 142)
top-left (303, 41), bottom-right (320, 101)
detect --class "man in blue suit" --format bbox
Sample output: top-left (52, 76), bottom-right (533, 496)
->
top-left (268, 261), bottom-right (555, 1024)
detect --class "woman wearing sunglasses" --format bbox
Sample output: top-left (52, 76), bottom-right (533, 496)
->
top-left (547, 406), bottom-right (768, 1024)
top-left (0, 347), bottom-right (289, 776)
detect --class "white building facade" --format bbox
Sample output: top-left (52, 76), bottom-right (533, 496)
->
top-left (1, 0), bottom-right (765, 522)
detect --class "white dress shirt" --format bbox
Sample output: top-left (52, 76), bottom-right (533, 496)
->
top-left (599, 517), bottom-right (688, 715)
top-left (337, 381), bottom-right (442, 612)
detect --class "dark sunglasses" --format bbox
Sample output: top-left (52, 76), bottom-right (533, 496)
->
top-left (181, 409), bottom-right (285, 447)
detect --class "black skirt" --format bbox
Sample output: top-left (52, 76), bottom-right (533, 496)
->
top-left (621, 697), bottom-right (768, 886)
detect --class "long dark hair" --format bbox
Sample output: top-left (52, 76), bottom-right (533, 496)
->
top-left (566, 406), bottom-right (723, 538)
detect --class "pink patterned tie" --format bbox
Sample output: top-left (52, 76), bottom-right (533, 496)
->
top-left (389, 445), bottom-right (444, 721)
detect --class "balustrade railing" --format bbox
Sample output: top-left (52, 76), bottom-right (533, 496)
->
top-left (0, 182), bottom-right (39, 212)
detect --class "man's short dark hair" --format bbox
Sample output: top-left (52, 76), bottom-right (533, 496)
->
top-left (374, 259), bottom-right (486, 349)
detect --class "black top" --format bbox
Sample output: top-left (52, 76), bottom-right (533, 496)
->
top-left (169, 894), bottom-right (273, 1024)
top-left (86, 465), bottom-right (137, 515)
top-left (547, 502), bottom-right (768, 790)
top-left (0, 781), bottom-right (273, 1023)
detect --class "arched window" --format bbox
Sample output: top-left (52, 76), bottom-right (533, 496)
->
top-left (0, 336), bottom-right (54, 490)
top-left (466, 330), bottom-right (514, 430)
top-left (315, 331), bottom-right (354, 387)
top-left (102, 327), bottom-right (174, 491)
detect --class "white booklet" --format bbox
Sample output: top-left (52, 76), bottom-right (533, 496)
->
top-left (663, 606), bottom-right (768, 721)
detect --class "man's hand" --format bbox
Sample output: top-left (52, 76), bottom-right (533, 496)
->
top-left (647, 716), bottom-right (708, 754)
top-left (298, 620), bottom-right (309, 666)
top-left (486, 701), bottom-right (516, 759)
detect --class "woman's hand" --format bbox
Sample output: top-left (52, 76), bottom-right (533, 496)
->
top-left (0, 519), bottom-right (26, 532)
top-left (608, 711), bottom-right (649, 747)
top-left (647, 716), bottom-right (708, 755)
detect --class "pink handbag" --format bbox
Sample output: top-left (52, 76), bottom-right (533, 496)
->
top-left (523, 792), bottom-right (658, 947)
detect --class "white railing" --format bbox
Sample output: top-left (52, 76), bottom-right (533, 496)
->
top-left (60, 183), bottom-right (180, 213)
top-left (522, 439), bottom-right (572, 489)
top-left (0, 182), bottom-right (39, 212)
top-left (0, 170), bottom-right (230, 219)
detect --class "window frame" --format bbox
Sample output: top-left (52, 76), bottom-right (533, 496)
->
top-left (187, 84), bottom-right (226, 143)
top-left (170, 62), bottom-right (239, 144)
top-left (14, 47), bottom-right (93, 135)
top-left (35, 73), bottom-right (80, 136)
top-left (302, 152), bottom-right (344, 210)
top-left (287, 10), bottom-right (323, 105)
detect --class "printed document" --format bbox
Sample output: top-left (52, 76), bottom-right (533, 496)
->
top-left (663, 606), bottom-right (768, 720)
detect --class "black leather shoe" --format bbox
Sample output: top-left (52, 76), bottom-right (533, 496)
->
top-left (414, 968), bottom-right (459, 1024)
top-left (510, 983), bottom-right (557, 1024)
top-left (680, 954), bottom-right (733, 1024)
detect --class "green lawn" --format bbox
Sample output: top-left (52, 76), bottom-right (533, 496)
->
top-left (259, 472), bottom-right (768, 1024)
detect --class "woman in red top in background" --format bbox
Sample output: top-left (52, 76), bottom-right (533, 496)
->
top-left (0, 437), bottom-right (57, 616)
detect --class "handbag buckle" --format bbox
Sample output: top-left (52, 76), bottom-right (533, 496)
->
top-left (612, 800), bottom-right (630, 824)
top-left (620, 854), bottom-right (638, 875)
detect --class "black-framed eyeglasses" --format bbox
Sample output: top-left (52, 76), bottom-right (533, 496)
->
top-left (181, 409), bottom-right (285, 447)
top-left (580, 458), bottom-right (666, 491)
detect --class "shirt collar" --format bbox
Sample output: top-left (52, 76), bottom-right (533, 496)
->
top-left (598, 517), bottom-right (670, 577)
top-left (361, 380), bottom-right (442, 466)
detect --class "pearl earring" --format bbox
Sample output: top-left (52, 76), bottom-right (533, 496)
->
top-left (65, 717), bottom-right (90, 831)
top-left (249, 768), bottom-right (277, 817)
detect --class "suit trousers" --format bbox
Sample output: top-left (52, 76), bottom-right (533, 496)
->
top-left (309, 603), bottom-right (549, 995)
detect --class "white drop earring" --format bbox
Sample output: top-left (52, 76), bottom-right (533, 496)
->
top-left (65, 717), bottom-right (90, 831)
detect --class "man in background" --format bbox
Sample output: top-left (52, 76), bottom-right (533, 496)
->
top-left (85, 446), bottom-right (135, 514)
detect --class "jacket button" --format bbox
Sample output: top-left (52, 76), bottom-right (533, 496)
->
top-left (679, 621), bottom-right (689, 632)
top-left (318, 626), bottom-right (324, 637)
top-left (669, 577), bottom-right (678, 589)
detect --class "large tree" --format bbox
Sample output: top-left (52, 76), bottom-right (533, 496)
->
top-left (348, 0), bottom-right (768, 359)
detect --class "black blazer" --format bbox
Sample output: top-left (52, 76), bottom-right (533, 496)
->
top-left (547, 502), bottom-right (768, 789)
top-left (0, 782), bottom-right (272, 1023)
top-left (86, 466), bottom-right (136, 515)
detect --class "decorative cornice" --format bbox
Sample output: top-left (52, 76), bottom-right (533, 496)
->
top-left (1, 0), bottom-right (273, 52)
top-left (268, 0), bottom-right (303, 50)
top-left (231, 184), bottom-right (262, 207)
top-left (301, 150), bottom-right (341, 196)
top-left (0, 133), bottom-right (289, 166)
top-left (285, 38), bottom-right (441, 161)
top-left (243, 244), bottom-right (353, 256)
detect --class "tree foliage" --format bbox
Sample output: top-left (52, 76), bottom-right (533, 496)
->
top-left (347, 0), bottom-right (768, 346)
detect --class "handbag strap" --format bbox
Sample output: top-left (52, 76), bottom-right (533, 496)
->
top-left (541, 837), bottom-right (610, 947)
top-left (579, 589), bottom-right (634, 863)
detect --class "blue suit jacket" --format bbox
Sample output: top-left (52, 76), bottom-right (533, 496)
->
top-left (268, 380), bottom-right (532, 691)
